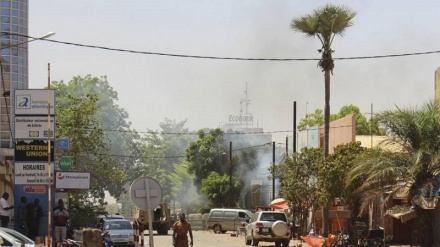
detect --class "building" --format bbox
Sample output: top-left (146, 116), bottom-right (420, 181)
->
top-left (0, 0), bottom-right (29, 207)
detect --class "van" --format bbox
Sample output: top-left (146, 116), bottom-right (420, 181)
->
top-left (207, 208), bottom-right (253, 233)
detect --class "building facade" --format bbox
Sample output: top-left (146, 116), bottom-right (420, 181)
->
top-left (1, 0), bottom-right (28, 148)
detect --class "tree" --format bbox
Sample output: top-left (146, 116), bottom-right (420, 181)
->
top-left (291, 4), bottom-right (356, 236)
top-left (298, 105), bottom-right (382, 135)
top-left (317, 142), bottom-right (366, 243)
top-left (201, 172), bottom-right (242, 208)
top-left (275, 147), bottom-right (323, 237)
top-left (136, 118), bottom-right (196, 202)
top-left (347, 101), bottom-right (440, 246)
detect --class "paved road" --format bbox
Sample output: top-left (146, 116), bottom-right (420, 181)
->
top-left (142, 230), bottom-right (303, 247)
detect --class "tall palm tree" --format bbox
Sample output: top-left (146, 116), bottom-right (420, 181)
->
top-left (290, 4), bottom-right (356, 236)
top-left (347, 101), bottom-right (440, 247)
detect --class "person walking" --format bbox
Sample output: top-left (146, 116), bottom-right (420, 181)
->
top-left (0, 192), bottom-right (14, 227)
top-left (172, 213), bottom-right (193, 247)
top-left (17, 196), bottom-right (28, 235)
top-left (53, 199), bottom-right (69, 244)
top-left (26, 198), bottom-right (43, 240)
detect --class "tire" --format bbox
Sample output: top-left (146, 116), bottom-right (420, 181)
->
top-left (272, 221), bottom-right (288, 237)
top-left (213, 224), bottom-right (222, 234)
top-left (275, 242), bottom-right (282, 247)
top-left (282, 240), bottom-right (290, 247)
top-left (251, 231), bottom-right (259, 246)
top-left (221, 230), bottom-right (227, 234)
top-left (245, 233), bottom-right (251, 245)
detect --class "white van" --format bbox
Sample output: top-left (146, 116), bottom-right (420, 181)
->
top-left (207, 208), bottom-right (253, 233)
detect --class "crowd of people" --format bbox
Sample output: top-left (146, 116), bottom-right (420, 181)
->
top-left (1, 194), bottom-right (69, 244)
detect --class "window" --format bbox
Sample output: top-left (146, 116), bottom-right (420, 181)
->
top-left (211, 211), bottom-right (223, 217)
top-left (224, 211), bottom-right (236, 218)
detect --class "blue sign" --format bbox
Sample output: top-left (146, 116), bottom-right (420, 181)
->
top-left (57, 138), bottom-right (69, 150)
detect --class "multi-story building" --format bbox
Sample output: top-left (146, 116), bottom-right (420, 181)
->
top-left (0, 0), bottom-right (29, 206)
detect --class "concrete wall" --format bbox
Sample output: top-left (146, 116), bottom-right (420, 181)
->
top-left (319, 115), bottom-right (356, 154)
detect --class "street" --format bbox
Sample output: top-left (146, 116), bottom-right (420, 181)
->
top-left (142, 230), bottom-right (302, 247)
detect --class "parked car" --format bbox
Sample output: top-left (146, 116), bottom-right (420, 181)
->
top-left (207, 208), bottom-right (253, 233)
top-left (102, 219), bottom-right (134, 247)
top-left (245, 211), bottom-right (290, 247)
top-left (0, 227), bottom-right (34, 247)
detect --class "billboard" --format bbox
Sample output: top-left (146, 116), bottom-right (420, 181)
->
top-left (55, 171), bottom-right (90, 189)
top-left (14, 89), bottom-right (55, 115)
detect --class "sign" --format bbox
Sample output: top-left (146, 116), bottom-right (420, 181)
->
top-left (15, 140), bottom-right (54, 161)
top-left (58, 156), bottom-right (73, 171)
top-left (14, 162), bottom-right (52, 184)
top-left (14, 116), bottom-right (55, 139)
top-left (55, 171), bottom-right (90, 189)
top-left (14, 89), bottom-right (55, 115)
top-left (57, 138), bottom-right (69, 150)
top-left (130, 177), bottom-right (163, 210)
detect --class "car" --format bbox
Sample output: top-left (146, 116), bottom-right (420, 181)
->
top-left (102, 219), bottom-right (134, 247)
top-left (207, 208), bottom-right (253, 233)
top-left (0, 227), bottom-right (34, 247)
top-left (244, 211), bottom-right (290, 247)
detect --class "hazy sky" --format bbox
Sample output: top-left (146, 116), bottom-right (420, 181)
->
top-left (28, 1), bottom-right (440, 143)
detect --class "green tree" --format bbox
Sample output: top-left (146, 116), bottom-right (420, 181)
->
top-left (201, 172), bottom-right (242, 208)
top-left (275, 147), bottom-right (323, 237)
top-left (291, 4), bottom-right (356, 236)
top-left (298, 105), bottom-right (382, 135)
top-left (347, 101), bottom-right (440, 246)
top-left (136, 119), bottom-right (195, 202)
top-left (317, 142), bottom-right (366, 243)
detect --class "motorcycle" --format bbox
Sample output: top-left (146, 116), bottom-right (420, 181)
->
top-left (102, 230), bottom-right (114, 247)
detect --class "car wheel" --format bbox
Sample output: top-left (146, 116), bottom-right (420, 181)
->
top-left (275, 242), bottom-right (282, 247)
top-left (245, 232), bottom-right (251, 245)
top-left (221, 230), bottom-right (227, 234)
top-left (272, 221), bottom-right (289, 237)
top-left (282, 239), bottom-right (290, 247)
top-left (213, 224), bottom-right (222, 234)
top-left (251, 231), bottom-right (259, 246)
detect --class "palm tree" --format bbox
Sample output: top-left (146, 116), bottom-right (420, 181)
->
top-left (347, 101), bottom-right (440, 247)
top-left (290, 4), bottom-right (356, 236)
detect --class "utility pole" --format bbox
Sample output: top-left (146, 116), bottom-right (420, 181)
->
top-left (229, 141), bottom-right (232, 206)
top-left (293, 101), bottom-right (297, 153)
top-left (272, 141), bottom-right (275, 201)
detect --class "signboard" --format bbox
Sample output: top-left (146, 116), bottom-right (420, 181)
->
top-left (14, 89), bottom-right (55, 115)
top-left (58, 156), bottom-right (73, 171)
top-left (130, 176), bottom-right (163, 210)
top-left (57, 138), bottom-right (69, 150)
top-left (14, 162), bottom-right (53, 185)
top-left (14, 116), bottom-right (55, 139)
top-left (15, 140), bottom-right (54, 161)
top-left (55, 171), bottom-right (90, 189)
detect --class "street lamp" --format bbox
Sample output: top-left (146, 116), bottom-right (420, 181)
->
top-left (0, 31), bottom-right (56, 50)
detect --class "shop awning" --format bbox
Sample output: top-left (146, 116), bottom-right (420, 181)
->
top-left (385, 205), bottom-right (417, 223)
top-left (269, 198), bottom-right (289, 210)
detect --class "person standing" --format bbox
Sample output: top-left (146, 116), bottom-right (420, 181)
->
top-left (0, 192), bottom-right (14, 227)
top-left (17, 196), bottom-right (28, 235)
top-left (26, 198), bottom-right (43, 240)
top-left (53, 199), bottom-right (69, 244)
top-left (172, 213), bottom-right (193, 247)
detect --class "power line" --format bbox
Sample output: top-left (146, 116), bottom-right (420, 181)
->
top-left (6, 32), bottom-right (440, 62)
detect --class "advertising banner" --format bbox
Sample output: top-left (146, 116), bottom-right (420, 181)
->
top-left (15, 140), bottom-right (54, 161)
top-left (14, 162), bottom-right (54, 185)
top-left (14, 89), bottom-right (55, 115)
top-left (14, 116), bottom-right (55, 139)
top-left (55, 171), bottom-right (90, 189)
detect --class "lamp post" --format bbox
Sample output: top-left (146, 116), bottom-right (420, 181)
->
top-left (0, 31), bottom-right (56, 148)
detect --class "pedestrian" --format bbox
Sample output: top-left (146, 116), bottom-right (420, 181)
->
top-left (53, 199), bottom-right (69, 244)
top-left (0, 192), bottom-right (14, 227)
top-left (17, 196), bottom-right (28, 235)
top-left (172, 213), bottom-right (193, 247)
top-left (26, 198), bottom-right (43, 240)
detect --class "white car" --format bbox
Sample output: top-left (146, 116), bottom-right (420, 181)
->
top-left (103, 219), bottom-right (135, 247)
top-left (244, 211), bottom-right (290, 247)
top-left (0, 227), bottom-right (34, 247)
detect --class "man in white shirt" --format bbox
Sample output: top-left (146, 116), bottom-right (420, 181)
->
top-left (53, 199), bottom-right (69, 243)
top-left (0, 192), bottom-right (14, 227)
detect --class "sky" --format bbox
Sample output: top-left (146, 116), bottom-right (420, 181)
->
top-left (28, 0), bottom-right (440, 143)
